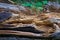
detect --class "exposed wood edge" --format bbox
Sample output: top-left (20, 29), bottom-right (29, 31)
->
top-left (0, 30), bottom-right (42, 37)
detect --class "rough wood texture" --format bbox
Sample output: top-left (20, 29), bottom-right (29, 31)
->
top-left (0, 3), bottom-right (60, 37)
top-left (0, 30), bottom-right (43, 37)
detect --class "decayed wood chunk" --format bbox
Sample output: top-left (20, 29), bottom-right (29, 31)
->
top-left (0, 8), bottom-right (60, 37)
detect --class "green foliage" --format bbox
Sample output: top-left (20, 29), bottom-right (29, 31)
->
top-left (10, 0), bottom-right (48, 11)
top-left (22, 2), bottom-right (32, 7)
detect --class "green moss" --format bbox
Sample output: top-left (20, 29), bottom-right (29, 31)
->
top-left (22, 2), bottom-right (32, 7)
top-left (10, 0), bottom-right (48, 11)
top-left (35, 2), bottom-right (43, 7)
top-left (42, 1), bottom-right (48, 5)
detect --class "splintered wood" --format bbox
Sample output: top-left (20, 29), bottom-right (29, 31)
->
top-left (0, 8), bottom-right (60, 37)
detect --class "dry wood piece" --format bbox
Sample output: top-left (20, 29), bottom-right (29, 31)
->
top-left (34, 20), bottom-right (53, 26)
top-left (37, 14), bottom-right (49, 20)
top-left (3, 18), bottom-right (33, 24)
top-left (0, 8), bottom-right (60, 37)
top-left (0, 30), bottom-right (43, 37)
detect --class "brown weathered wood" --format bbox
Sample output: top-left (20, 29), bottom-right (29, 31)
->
top-left (0, 30), bottom-right (42, 37)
